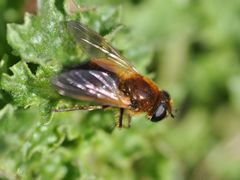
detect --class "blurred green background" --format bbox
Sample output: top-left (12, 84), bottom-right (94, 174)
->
top-left (0, 0), bottom-right (240, 179)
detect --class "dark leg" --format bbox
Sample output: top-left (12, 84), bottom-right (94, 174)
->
top-left (127, 114), bottom-right (132, 128)
top-left (52, 105), bottom-right (108, 112)
top-left (117, 108), bottom-right (124, 128)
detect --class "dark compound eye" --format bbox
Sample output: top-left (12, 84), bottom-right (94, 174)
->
top-left (151, 103), bottom-right (167, 122)
top-left (162, 90), bottom-right (170, 99)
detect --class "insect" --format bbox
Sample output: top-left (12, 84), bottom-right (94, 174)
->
top-left (52, 21), bottom-right (174, 128)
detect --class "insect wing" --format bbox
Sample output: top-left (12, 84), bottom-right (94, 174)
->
top-left (52, 69), bottom-right (130, 108)
top-left (67, 21), bottom-right (136, 72)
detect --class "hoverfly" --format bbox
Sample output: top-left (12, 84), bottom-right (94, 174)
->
top-left (52, 21), bottom-right (174, 128)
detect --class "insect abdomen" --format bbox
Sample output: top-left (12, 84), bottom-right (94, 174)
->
top-left (120, 75), bottom-right (160, 114)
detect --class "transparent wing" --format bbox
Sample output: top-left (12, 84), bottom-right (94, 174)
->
top-left (67, 21), bottom-right (136, 71)
top-left (52, 69), bottom-right (130, 108)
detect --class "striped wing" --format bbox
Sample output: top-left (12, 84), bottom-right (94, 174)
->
top-left (52, 69), bottom-right (130, 108)
top-left (67, 21), bottom-right (136, 72)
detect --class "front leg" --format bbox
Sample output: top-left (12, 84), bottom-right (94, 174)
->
top-left (127, 114), bottom-right (132, 128)
top-left (117, 108), bottom-right (124, 128)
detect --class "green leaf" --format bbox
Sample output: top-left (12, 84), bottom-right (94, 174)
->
top-left (1, 61), bottom-right (59, 123)
top-left (0, 56), bottom-right (12, 107)
top-left (0, 55), bottom-right (8, 78)
top-left (7, 0), bottom-right (79, 65)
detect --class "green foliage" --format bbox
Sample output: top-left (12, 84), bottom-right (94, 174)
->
top-left (0, 0), bottom-right (240, 179)
top-left (1, 61), bottom-right (59, 122)
top-left (7, 0), bottom-right (78, 65)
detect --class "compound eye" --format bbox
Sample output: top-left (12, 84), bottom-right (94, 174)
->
top-left (151, 103), bottom-right (167, 122)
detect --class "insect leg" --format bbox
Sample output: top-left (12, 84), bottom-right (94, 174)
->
top-left (127, 114), bottom-right (132, 128)
top-left (52, 105), bottom-right (109, 112)
top-left (117, 108), bottom-right (124, 128)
